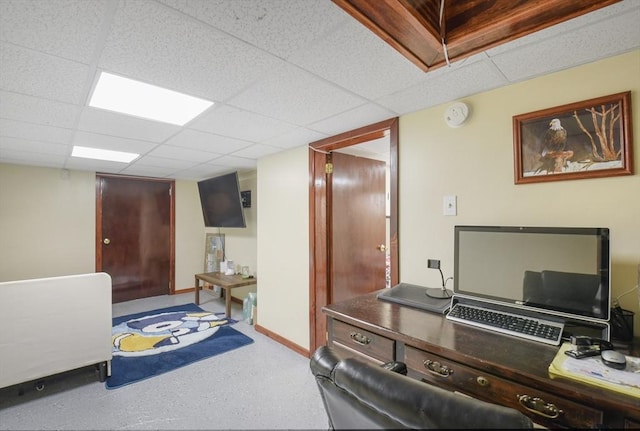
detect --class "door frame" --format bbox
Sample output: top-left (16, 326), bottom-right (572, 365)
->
top-left (308, 118), bottom-right (399, 354)
top-left (95, 173), bottom-right (176, 296)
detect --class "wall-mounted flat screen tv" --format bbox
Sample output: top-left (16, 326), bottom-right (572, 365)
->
top-left (198, 171), bottom-right (246, 228)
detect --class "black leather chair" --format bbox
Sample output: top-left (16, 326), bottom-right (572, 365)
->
top-left (310, 346), bottom-right (533, 429)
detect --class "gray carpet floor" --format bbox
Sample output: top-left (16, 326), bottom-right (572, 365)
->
top-left (0, 292), bottom-right (328, 430)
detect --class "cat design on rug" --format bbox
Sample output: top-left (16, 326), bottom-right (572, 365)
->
top-left (112, 311), bottom-right (228, 357)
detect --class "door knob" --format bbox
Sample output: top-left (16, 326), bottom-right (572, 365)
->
top-left (103, 238), bottom-right (111, 245)
top-left (377, 244), bottom-right (387, 252)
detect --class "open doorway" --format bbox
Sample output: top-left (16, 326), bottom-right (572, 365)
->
top-left (308, 118), bottom-right (399, 354)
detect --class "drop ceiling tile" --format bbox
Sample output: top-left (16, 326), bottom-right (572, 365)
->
top-left (0, 42), bottom-right (90, 104)
top-left (210, 155), bottom-right (258, 169)
top-left (490, 11), bottom-right (640, 82)
top-left (290, 19), bottom-right (427, 100)
top-left (98, 0), bottom-right (281, 102)
top-left (309, 103), bottom-right (398, 137)
top-left (0, 0), bottom-right (108, 63)
top-left (0, 149), bottom-right (67, 168)
top-left (377, 61), bottom-right (506, 115)
top-left (166, 128), bottom-right (252, 154)
top-left (0, 118), bottom-right (73, 145)
top-left (64, 157), bottom-right (128, 173)
top-left (190, 105), bottom-right (295, 142)
top-left (487, 0), bottom-right (640, 56)
top-left (72, 131), bottom-right (158, 155)
top-left (261, 127), bottom-right (327, 149)
top-left (146, 144), bottom-right (218, 163)
top-left (0, 91), bottom-right (80, 129)
top-left (77, 107), bottom-right (180, 143)
top-left (119, 164), bottom-right (178, 178)
top-left (0, 136), bottom-right (69, 156)
top-left (231, 143), bottom-right (282, 159)
top-left (129, 155), bottom-right (196, 170)
top-left (228, 62), bottom-right (366, 125)
top-left (160, 0), bottom-right (350, 60)
top-left (173, 163), bottom-right (231, 181)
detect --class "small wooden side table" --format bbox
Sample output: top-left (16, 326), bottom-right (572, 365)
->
top-left (194, 272), bottom-right (257, 318)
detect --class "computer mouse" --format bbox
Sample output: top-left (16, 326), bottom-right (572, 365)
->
top-left (601, 350), bottom-right (626, 370)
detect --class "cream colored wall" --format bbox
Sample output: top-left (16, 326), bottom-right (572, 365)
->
top-left (256, 145), bottom-right (310, 349)
top-left (174, 179), bottom-right (206, 290)
top-left (0, 169), bottom-right (248, 298)
top-left (215, 172), bottom-right (258, 300)
top-left (399, 50), bottom-right (640, 335)
top-left (1, 51), bottom-right (638, 350)
top-left (0, 165), bottom-right (95, 280)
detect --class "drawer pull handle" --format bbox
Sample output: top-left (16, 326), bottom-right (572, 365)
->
top-left (349, 332), bottom-right (371, 345)
top-left (517, 394), bottom-right (562, 419)
top-left (423, 359), bottom-right (453, 377)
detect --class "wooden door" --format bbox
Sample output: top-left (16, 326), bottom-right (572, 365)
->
top-left (330, 152), bottom-right (386, 303)
top-left (96, 175), bottom-right (175, 303)
top-left (309, 118), bottom-right (399, 356)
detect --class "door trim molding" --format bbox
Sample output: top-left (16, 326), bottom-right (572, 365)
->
top-left (308, 118), bottom-right (399, 355)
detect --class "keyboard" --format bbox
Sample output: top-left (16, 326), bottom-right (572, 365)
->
top-left (446, 302), bottom-right (564, 346)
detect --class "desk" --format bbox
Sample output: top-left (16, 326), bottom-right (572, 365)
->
top-left (323, 291), bottom-right (640, 429)
top-left (194, 272), bottom-right (257, 318)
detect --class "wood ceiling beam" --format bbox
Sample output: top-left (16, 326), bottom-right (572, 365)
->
top-left (332, 0), bottom-right (621, 73)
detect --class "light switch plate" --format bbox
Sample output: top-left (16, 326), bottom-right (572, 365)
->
top-left (443, 195), bottom-right (457, 216)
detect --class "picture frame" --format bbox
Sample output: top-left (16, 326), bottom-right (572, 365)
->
top-left (204, 233), bottom-right (225, 273)
top-left (513, 91), bottom-right (633, 184)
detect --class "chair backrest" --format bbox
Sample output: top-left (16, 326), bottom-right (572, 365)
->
top-left (310, 346), bottom-right (533, 430)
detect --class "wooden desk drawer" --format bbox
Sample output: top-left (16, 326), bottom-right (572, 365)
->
top-left (404, 345), bottom-right (603, 429)
top-left (331, 320), bottom-right (394, 363)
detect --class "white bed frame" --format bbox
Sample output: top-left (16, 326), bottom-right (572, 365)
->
top-left (0, 272), bottom-right (112, 389)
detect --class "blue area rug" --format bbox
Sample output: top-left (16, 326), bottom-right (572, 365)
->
top-left (106, 303), bottom-right (253, 389)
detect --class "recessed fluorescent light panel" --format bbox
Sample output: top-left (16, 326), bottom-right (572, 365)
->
top-left (71, 146), bottom-right (139, 163)
top-left (89, 72), bottom-right (214, 126)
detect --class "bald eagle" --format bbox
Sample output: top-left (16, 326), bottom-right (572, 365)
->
top-left (536, 118), bottom-right (570, 174)
top-left (542, 118), bottom-right (567, 156)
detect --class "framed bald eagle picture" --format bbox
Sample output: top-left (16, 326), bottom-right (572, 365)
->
top-left (513, 91), bottom-right (633, 184)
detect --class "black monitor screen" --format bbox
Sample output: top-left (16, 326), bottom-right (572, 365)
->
top-left (197, 172), bottom-right (246, 228)
top-left (454, 226), bottom-right (610, 321)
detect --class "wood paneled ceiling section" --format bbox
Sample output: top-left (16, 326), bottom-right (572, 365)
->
top-left (332, 0), bottom-right (622, 72)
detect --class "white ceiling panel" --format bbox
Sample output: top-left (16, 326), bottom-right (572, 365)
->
top-left (0, 91), bottom-right (79, 128)
top-left (289, 18), bottom-right (427, 101)
top-left (77, 107), bottom-right (180, 143)
top-left (490, 9), bottom-right (640, 82)
top-left (377, 60), bottom-right (507, 115)
top-left (161, 0), bottom-right (351, 61)
top-left (166, 128), bottom-right (252, 153)
top-left (0, 0), bottom-right (637, 180)
top-left (231, 143), bottom-right (283, 159)
top-left (309, 103), bottom-right (398, 137)
top-left (99, 0), bottom-right (282, 102)
top-left (72, 130), bottom-right (158, 155)
top-left (0, 118), bottom-right (73, 145)
top-left (0, 136), bottom-right (69, 156)
top-left (0, 149), bottom-right (67, 168)
top-left (0, 42), bottom-right (90, 104)
top-left (145, 144), bottom-right (218, 163)
top-left (0, 0), bottom-right (107, 63)
top-left (228, 62), bottom-right (366, 125)
top-left (261, 127), bottom-right (327, 150)
top-left (190, 105), bottom-right (296, 142)
top-left (131, 155), bottom-right (198, 170)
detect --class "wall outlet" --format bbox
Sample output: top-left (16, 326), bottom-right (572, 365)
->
top-left (428, 259), bottom-right (440, 269)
